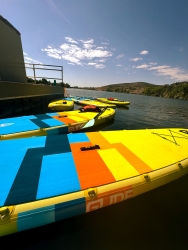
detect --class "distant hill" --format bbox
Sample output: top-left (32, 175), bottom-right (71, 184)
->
top-left (95, 82), bottom-right (154, 94)
top-left (93, 81), bottom-right (188, 100)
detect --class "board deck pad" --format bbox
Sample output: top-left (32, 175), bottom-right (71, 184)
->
top-left (0, 128), bottom-right (188, 207)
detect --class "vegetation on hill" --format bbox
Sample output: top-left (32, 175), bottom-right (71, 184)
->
top-left (95, 81), bottom-right (188, 100)
top-left (142, 82), bottom-right (188, 99)
top-left (95, 82), bottom-right (154, 94)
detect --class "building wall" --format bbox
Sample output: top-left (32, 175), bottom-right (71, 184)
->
top-left (0, 16), bottom-right (27, 83)
top-left (0, 81), bottom-right (64, 100)
top-left (0, 81), bottom-right (64, 118)
top-left (0, 94), bottom-right (64, 118)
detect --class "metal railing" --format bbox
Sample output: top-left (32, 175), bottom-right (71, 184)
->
top-left (25, 63), bottom-right (63, 84)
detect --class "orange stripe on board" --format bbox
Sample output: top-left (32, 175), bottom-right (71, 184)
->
top-left (70, 142), bottom-right (116, 190)
top-left (86, 132), bottom-right (152, 174)
top-left (52, 116), bottom-right (76, 124)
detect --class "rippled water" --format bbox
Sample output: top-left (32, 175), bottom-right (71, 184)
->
top-left (68, 88), bottom-right (188, 130)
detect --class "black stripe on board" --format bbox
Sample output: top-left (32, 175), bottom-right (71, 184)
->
top-left (34, 114), bottom-right (52, 120)
top-left (30, 118), bottom-right (50, 128)
top-left (4, 147), bottom-right (44, 205)
top-left (44, 134), bottom-right (71, 155)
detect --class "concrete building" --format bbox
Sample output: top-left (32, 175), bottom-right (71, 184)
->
top-left (0, 16), bottom-right (64, 118)
top-left (0, 15), bottom-right (27, 83)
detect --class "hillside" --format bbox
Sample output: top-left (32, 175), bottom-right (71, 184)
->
top-left (93, 82), bottom-right (188, 100)
top-left (95, 82), bottom-right (154, 94)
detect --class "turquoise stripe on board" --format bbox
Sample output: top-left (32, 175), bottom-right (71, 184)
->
top-left (0, 136), bottom-right (46, 206)
top-left (0, 116), bottom-right (39, 135)
top-left (46, 112), bottom-right (59, 116)
top-left (36, 152), bottom-right (81, 200)
top-left (18, 205), bottom-right (55, 232)
top-left (68, 133), bottom-right (90, 143)
top-left (55, 198), bottom-right (86, 221)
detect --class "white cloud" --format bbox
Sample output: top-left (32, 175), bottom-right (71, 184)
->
top-left (83, 43), bottom-right (94, 49)
top-left (116, 54), bottom-right (124, 59)
top-left (130, 57), bottom-right (142, 61)
top-left (97, 59), bottom-right (106, 63)
top-left (134, 64), bottom-right (149, 69)
top-left (24, 56), bottom-right (42, 64)
top-left (23, 52), bottom-right (27, 55)
top-left (42, 37), bottom-right (113, 68)
top-left (88, 62), bottom-right (96, 65)
top-left (140, 50), bottom-right (149, 55)
top-left (79, 39), bottom-right (94, 44)
top-left (117, 64), bottom-right (122, 67)
top-left (96, 46), bottom-right (104, 50)
top-left (95, 64), bottom-right (105, 69)
top-left (48, 53), bottom-right (62, 59)
top-left (149, 62), bottom-right (157, 65)
top-left (134, 63), bottom-right (188, 81)
top-left (65, 37), bottom-right (78, 44)
top-left (60, 44), bottom-right (70, 50)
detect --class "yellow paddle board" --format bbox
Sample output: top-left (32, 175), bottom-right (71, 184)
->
top-left (48, 99), bottom-right (74, 111)
top-left (0, 108), bottom-right (116, 140)
top-left (0, 128), bottom-right (187, 236)
top-left (78, 99), bottom-right (116, 109)
top-left (97, 97), bottom-right (130, 106)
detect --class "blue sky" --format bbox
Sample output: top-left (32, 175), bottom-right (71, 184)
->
top-left (1, 0), bottom-right (188, 87)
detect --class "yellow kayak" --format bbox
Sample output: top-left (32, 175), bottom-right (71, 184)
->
top-left (97, 97), bottom-right (130, 106)
top-left (48, 99), bottom-right (74, 111)
top-left (0, 128), bottom-right (188, 236)
top-left (77, 99), bottom-right (116, 109)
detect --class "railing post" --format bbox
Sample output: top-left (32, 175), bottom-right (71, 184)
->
top-left (61, 66), bottom-right (63, 83)
top-left (33, 64), bottom-right (36, 84)
top-left (26, 63), bottom-right (63, 85)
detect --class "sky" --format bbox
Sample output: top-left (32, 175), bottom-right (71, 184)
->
top-left (1, 0), bottom-right (188, 87)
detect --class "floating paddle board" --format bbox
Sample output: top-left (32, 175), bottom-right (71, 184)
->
top-left (48, 99), bottom-right (74, 111)
top-left (77, 99), bottom-right (116, 109)
top-left (0, 108), bottom-right (115, 140)
top-left (97, 98), bottom-right (130, 106)
top-left (0, 128), bottom-right (188, 236)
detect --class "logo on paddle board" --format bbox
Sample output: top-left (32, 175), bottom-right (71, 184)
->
top-left (86, 185), bottom-right (133, 212)
top-left (0, 123), bottom-right (14, 127)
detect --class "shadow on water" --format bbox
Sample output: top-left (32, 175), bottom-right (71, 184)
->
top-left (116, 105), bottom-right (129, 111)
